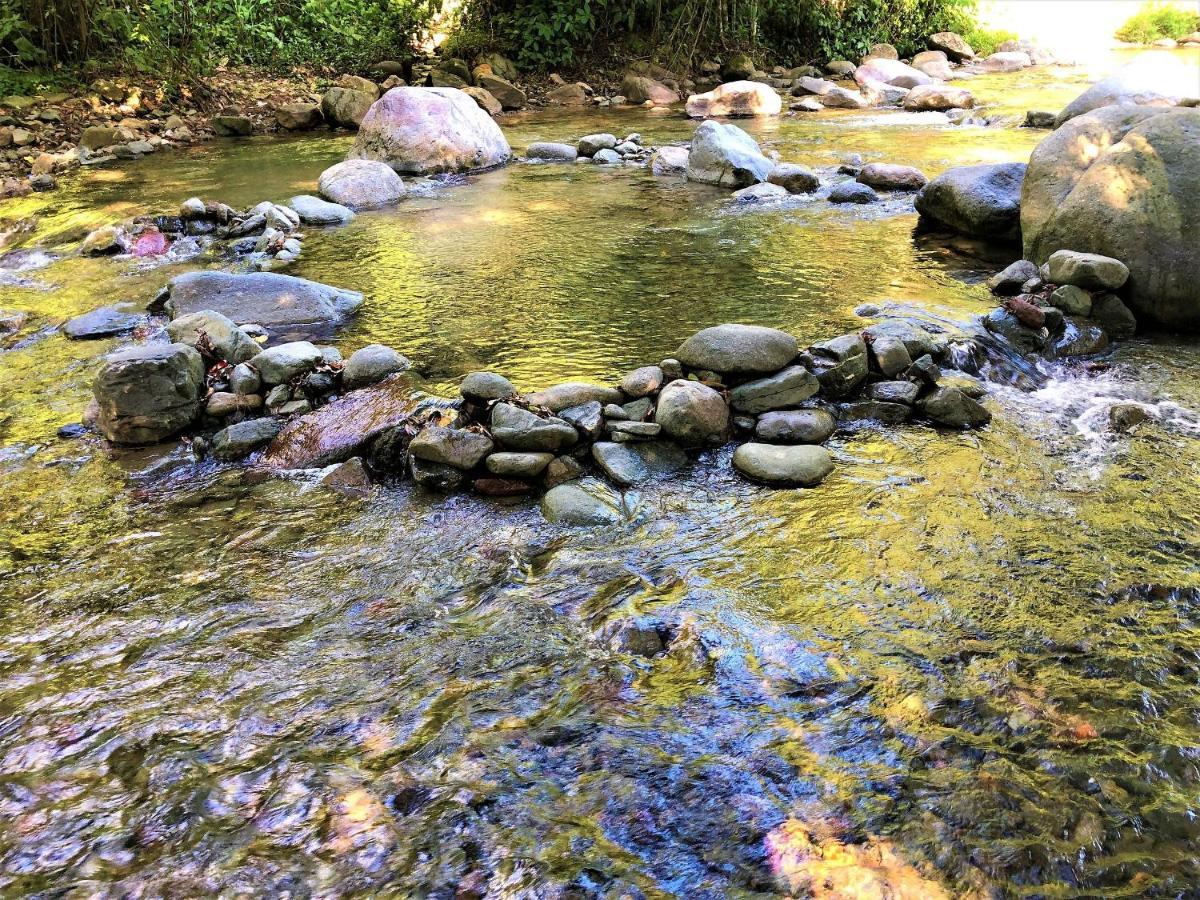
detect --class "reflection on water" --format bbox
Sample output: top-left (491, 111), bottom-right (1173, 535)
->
top-left (1, 50), bottom-right (1200, 896)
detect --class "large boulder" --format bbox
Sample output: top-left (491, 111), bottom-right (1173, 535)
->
top-left (686, 81), bottom-right (781, 117)
top-left (475, 73), bottom-right (526, 110)
top-left (676, 323), bottom-right (798, 374)
top-left (685, 120), bottom-right (773, 188)
top-left (621, 74), bottom-right (677, 105)
top-left (317, 158), bottom-right (405, 209)
top-left (163, 271), bottom-right (363, 337)
top-left (1055, 53), bottom-right (1200, 127)
top-left (321, 87), bottom-right (375, 129)
top-left (929, 31), bottom-right (975, 62)
top-left (914, 162), bottom-right (1026, 241)
top-left (854, 59), bottom-right (933, 89)
top-left (275, 102), bottom-right (323, 131)
top-left (1021, 106), bottom-right (1200, 328)
top-left (92, 343), bottom-right (205, 444)
top-left (902, 84), bottom-right (974, 111)
top-left (654, 380), bottom-right (730, 446)
top-left (348, 87), bottom-right (511, 174)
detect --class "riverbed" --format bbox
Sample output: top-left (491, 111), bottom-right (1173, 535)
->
top-left (1, 52), bottom-right (1199, 896)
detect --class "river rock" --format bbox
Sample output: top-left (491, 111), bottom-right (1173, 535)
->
top-left (828, 181), bottom-right (878, 204)
top-left (676, 323), bottom-right (798, 375)
top-left (1054, 320), bottom-right (1110, 357)
top-left (914, 162), bottom-right (1025, 240)
top-left (321, 87), bottom-right (374, 129)
top-left (205, 391), bottom-right (262, 417)
top-left (288, 195), bottom-right (356, 225)
top-left (868, 334), bottom-right (912, 376)
top-left (902, 84), bottom-right (974, 111)
top-left (863, 320), bottom-right (938, 359)
top-left (92, 343), bottom-right (205, 444)
top-left (79, 125), bottom-right (119, 149)
top-left (491, 403), bottom-right (578, 452)
top-left (541, 479), bottom-right (626, 526)
top-left (686, 80), bottom-right (781, 117)
top-left (1049, 284), bottom-right (1092, 316)
top-left (981, 51), bottom-right (1031, 72)
top-left (838, 400), bottom-right (912, 425)
top-left (1022, 106), bottom-right (1198, 327)
top-left (987, 259), bottom-right (1040, 295)
top-left (166, 309), bottom-right (260, 363)
top-left (460, 371), bottom-right (516, 404)
top-left (526, 142), bottom-right (577, 162)
top-left (929, 31), bottom-right (974, 61)
top-left (984, 307), bottom-right (1047, 353)
top-left (578, 133), bottom-right (617, 155)
top-left (654, 380), bottom-right (730, 446)
top-left (1055, 53), bottom-right (1199, 127)
top-left (486, 451), bottom-right (553, 478)
top-left (621, 365), bottom-right (663, 398)
top-left (409, 425), bottom-right (493, 469)
top-left (476, 74), bottom-right (526, 110)
top-left (807, 333), bottom-right (868, 397)
top-left (81, 225), bottom-right (126, 255)
top-left (344, 343), bottom-right (411, 388)
top-left (526, 382), bottom-right (623, 411)
top-left (914, 58), bottom-right (954, 80)
top-left (592, 149), bottom-right (621, 165)
top-left (275, 102), bottom-right (323, 131)
top-left (733, 183), bottom-right (788, 203)
top-left (854, 59), bottom-right (932, 89)
top-left (819, 86), bottom-right (868, 109)
top-left (919, 386), bottom-right (991, 427)
top-left (462, 87), bottom-right (502, 117)
top-left (1046, 250), bottom-right (1129, 291)
top-left (559, 401), bottom-right (605, 440)
top-left (621, 75), bottom-right (677, 106)
top-left (733, 443), bottom-right (833, 486)
top-left (164, 271), bottom-right (364, 336)
top-left (793, 76), bottom-right (835, 96)
top-left (544, 454), bottom-right (584, 487)
top-left (230, 363), bottom-right (261, 395)
top-left (1090, 293), bottom-right (1138, 339)
top-left (212, 418), bottom-right (284, 460)
top-left (348, 86), bottom-right (511, 174)
top-left (63, 306), bottom-right (142, 340)
top-left (592, 440), bottom-right (688, 486)
top-left (754, 409), bottom-right (835, 444)
top-left (317, 158), bottom-right (405, 209)
top-left (649, 146), bottom-right (689, 175)
top-left (729, 365), bottom-right (819, 414)
top-left (212, 115), bottom-right (253, 136)
top-left (826, 61), bottom-right (857, 77)
top-left (768, 163), bottom-right (818, 194)
top-left (410, 456), bottom-right (465, 491)
top-left (857, 163), bottom-right (927, 191)
top-left (685, 120), bottom-right (773, 188)
top-left (865, 380), bottom-right (920, 404)
top-left (249, 341), bottom-right (323, 385)
top-left (547, 83), bottom-right (588, 105)
top-left (262, 375), bottom-right (417, 468)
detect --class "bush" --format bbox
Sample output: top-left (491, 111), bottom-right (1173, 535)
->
top-left (1115, 2), bottom-right (1199, 43)
top-left (961, 25), bottom-right (1017, 56)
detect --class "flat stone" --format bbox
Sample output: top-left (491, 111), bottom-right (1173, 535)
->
top-left (485, 451), bottom-right (554, 478)
top-left (808, 333), bottom-right (869, 397)
top-left (212, 417), bottom-right (284, 459)
top-left (609, 421), bottom-right (662, 439)
top-left (288, 195), bottom-right (356, 226)
top-left (865, 380), bottom-right (920, 404)
top-left (249, 341), bottom-right (323, 385)
top-left (63, 306), bottom-right (142, 340)
top-left (491, 403), bottom-right (579, 452)
top-left (729, 365), bottom-right (819, 414)
top-left (526, 142), bottom-right (577, 162)
top-left (754, 409), bottom-right (836, 443)
top-left (409, 425), bottom-right (493, 469)
top-left (525, 382), bottom-right (623, 411)
top-left (837, 400), bottom-right (912, 424)
top-left (733, 443), bottom-right (834, 486)
top-left (559, 401), bottom-right (604, 440)
top-left (1047, 250), bottom-right (1129, 291)
top-left (919, 386), bottom-right (991, 427)
top-left (592, 441), bottom-right (687, 486)
top-left (205, 391), bottom-right (263, 417)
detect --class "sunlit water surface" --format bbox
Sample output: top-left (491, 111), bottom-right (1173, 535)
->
top-left (1, 51), bottom-right (1199, 897)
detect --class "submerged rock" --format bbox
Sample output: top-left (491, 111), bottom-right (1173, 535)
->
top-left (63, 306), bottom-right (142, 340)
top-left (163, 271), bottom-right (363, 337)
top-left (541, 478), bottom-right (627, 526)
top-left (92, 343), bottom-right (205, 444)
top-left (685, 120), bottom-right (773, 188)
top-left (919, 386), bottom-right (991, 427)
top-left (212, 418), bottom-right (284, 460)
top-left (733, 443), bottom-right (834, 486)
top-left (592, 440), bottom-right (688, 486)
top-left (914, 162), bottom-right (1026, 241)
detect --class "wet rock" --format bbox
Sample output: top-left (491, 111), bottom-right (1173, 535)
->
top-left (865, 380), bottom-right (920, 404)
top-left (526, 142), bottom-right (577, 162)
top-left (275, 102), bottom-right (323, 130)
top-left (685, 120), bottom-right (773, 188)
top-left (1108, 403), bottom-right (1149, 433)
top-left (983, 307), bottom-right (1046, 353)
top-left (262, 375), bottom-right (418, 468)
top-left (755, 409), bottom-right (836, 443)
top-left (461, 371), bottom-right (517, 404)
top-left (768, 163), bottom-right (819, 194)
top-left (621, 365), bottom-right (663, 398)
top-left (230, 363), bottom-right (262, 395)
top-left (541, 478), bottom-right (626, 526)
top-left (81, 225), bottom-right (126, 255)
top-left (857, 162), bottom-right (927, 191)
top-left (929, 31), bottom-right (975, 61)
top-left (592, 440), bottom-right (687, 486)
top-left (654, 380), bottom-right (730, 446)
top-left (317, 158), bottom-right (405, 210)
top-left (348, 86), bottom-right (511, 174)
top-left (92, 343), bottom-right (205, 444)
top-left (599, 616), bottom-right (666, 656)
top-left (288, 195), bottom-right (356, 225)
top-left (63, 306), bottom-right (142, 340)
top-left (621, 397), bottom-right (654, 420)
top-left (343, 344), bottom-right (411, 389)
top-left (1054, 320), bottom-right (1110, 357)
top-left (166, 309), bottom-right (260, 363)
top-left (1024, 110), bottom-right (1056, 128)
top-left (410, 455), bottom-right (465, 491)
top-left (819, 86), bottom-right (868, 109)
top-left (838, 399), bottom-right (912, 424)
top-left (919, 386), bottom-right (991, 427)
top-left (320, 456), bottom-right (373, 497)
top-left (939, 372), bottom-right (986, 398)
top-left (592, 148), bottom-right (621, 164)
top-left (491, 403), bottom-right (578, 452)
top-left (321, 87), bottom-right (375, 128)
top-left (164, 271), bottom-right (364, 336)
top-left (729, 365), bottom-right (819, 414)
top-left (249, 341), bottom-right (323, 385)
top-left (906, 353), bottom-right (941, 386)
top-left (828, 181), bottom-right (878, 204)
top-left (1046, 250), bottom-right (1129, 291)
top-left (409, 425), bottom-right (493, 469)
top-left (212, 417), bottom-right (284, 459)
top-left (868, 334), bottom-right (912, 377)
top-left (987, 259), bottom-right (1040, 295)
top-left (485, 451), bottom-right (554, 478)
top-left (543, 454), bottom-right (584, 487)
top-left (854, 58), bottom-right (932, 89)
top-left (205, 391), bottom-right (262, 416)
top-left (1055, 52), bottom-right (1199, 126)
top-left (473, 476), bottom-right (532, 496)
top-left (1090, 293), bottom-right (1137, 339)
top-left (609, 421), bottom-right (661, 441)
top-left (212, 114), bottom-right (253, 136)
top-left (914, 162), bottom-right (1025, 240)
top-left (808, 333), bottom-right (868, 397)
top-left (525, 382), bottom-right (623, 411)
top-left (733, 182), bottom-right (789, 203)
top-left (686, 80), bottom-right (781, 117)
top-left (676, 323), bottom-right (798, 375)
top-left (578, 133), bottom-right (616, 156)
top-left (733, 443), bottom-right (834, 486)
top-left (1049, 284), bottom-right (1092, 317)
top-left (903, 84), bottom-right (975, 111)
top-left (559, 401), bottom-right (604, 440)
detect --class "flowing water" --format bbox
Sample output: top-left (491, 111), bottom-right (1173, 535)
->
top-left (1, 52), bottom-right (1200, 897)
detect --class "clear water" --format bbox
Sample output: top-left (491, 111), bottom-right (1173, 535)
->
top-left (1, 52), bottom-right (1199, 897)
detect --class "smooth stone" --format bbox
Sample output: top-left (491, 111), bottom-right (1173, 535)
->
top-left (828, 181), bottom-right (878, 204)
top-left (1090, 293), bottom-right (1137, 340)
top-left (729, 365), bottom-right (819, 414)
top-left (249, 341), bottom-right (323, 385)
top-left (343, 344), bottom-right (411, 389)
top-left (212, 417), bottom-right (284, 460)
top-left (526, 142), bottom-right (577, 162)
top-left (919, 386), bottom-right (991, 427)
top-left (288, 195), bottom-right (356, 225)
top-left (592, 148), bottom-right (621, 164)
top-left (685, 119), bottom-right (773, 188)
top-left (676, 323), bottom-right (798, 375)
top-left (164, 271), bottom-right (363, 337)
top-left (525, 382), bottom-right (623, 411)
top-left (205, 391), bottom-right (263, 417)
top-left (902, 84), bottom-right (975, 112)
top-left (837, 400), bottom-right (912, 424)
top-left (1055, 53), bottom-right (1199, 126)
top-left (166, 308), bottom-right (259, 363)
top-left (320, 457), bottom-right (373, 498)
top-left (768, 163), bottom-right (819, 194)
top-left (621, 397), bottom-right (654, 420)
top-left (733, 443), bottom-right (834, 486)
top-left (63, 306), bottom-right (142, 340)
top-left (857, 163), bottom-right (927, 191)
top-left (317, 158), bottom-right (405, 210)
top-left (868, 334), bottom-right (912, 377)
top-left (914, 162), bottom-right (1026, 241)
top-left (409, 455), bottom-right (465, 491)
top-left (865, 380), bottom-right (920, 404)
top-left (1054, 320), bottom-right (1110, 357)
top-left (609, 421), bottom-right (662, 439)
top-left (733, 182), bottom-right (789, 203)
top-left (578, 133), bottom-right (617, 155)
top-left (862, 320), bottom-right (938, 359)
top-left (754, 409), bottom-right (836, 443)
top-left (461, 371), bottom-right (516, 404)
top-left (543, 454), bottom-right (585, 487)
top-left (592, 440), bottom-right (687, 486)
top-left (485, 452), bottom-right (554, 478)
top-left (621, 365), bottom-right (663, 398)
top-left (1047, 250), bottom-right (1129, 291)
top-left (686, 80), bottom-right (781, 117)
top-left (648, 146), bottom-right (689, 176)
top-left (409, 425), bottom-right (494, 469)
top-left (541, 478), bottom-right (627, 526)
top-left (603, 404), bottom-right (629, 420)
top-left (229, 363), bottom-right (261, 395)
top-left (1050, 284), bottom-right (1093, 317)
top-left (491, 403), bottom-right (579, 452)
top-left (987, 260), bottom-right (1040, 296)
top-left (654, 380), bottom-right (730, 447)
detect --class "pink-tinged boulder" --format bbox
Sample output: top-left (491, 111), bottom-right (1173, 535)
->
top-left (133, 231), bottom-right (169, 257)
top-left (854, 58), bottom-right (933, 89)
top-left (348, 87), bottom-right (511, 174)
top-left (620, 74), bottom-right (678, 105)
top-left (686, 80), bottom-right (782, 117)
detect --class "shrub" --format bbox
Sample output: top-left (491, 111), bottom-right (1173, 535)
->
top-left (1115, 2), bottom-right (1200, 43)
top-left (962, 25), bottom-right (1017, 56)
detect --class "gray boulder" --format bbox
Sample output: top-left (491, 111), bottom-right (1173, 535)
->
top-left (686, 80), bottom-right (781, 117)
top-left (525, 382), bottom-right (623, 411)
top-left (288, 195), bottom-right (356, 225)
top-left (592, 440), bottom-right (688, 486)
top-left (1046, 250), bottom-right (1129, 291)
top-left (317, 158), bottom-right (405, 209)
top-left (865, 381), bottom-right (920, 404)
top-left (854, 58), bottom-right (933, 89)
top-left (729, 365), bottom-right (819, 413)
top-left (409, 426), bottom-right (494, 469)
top-left (685, 120), bottom-right (773, 188)
top-left (249, 341), bottom-right (323, 385)
top-left (541, 479), bottom-right (627, 526)
top-left (929, 31), bottom-right (975, 62)
top-left (733, 443), bottom-right (834, 486)
top-left (578, 133), bottom-right (617, 155)
top-left (987, 259), bottom-right (1040, 295)
top-left (212, 418), bottom-right (284, 460)
top-left (654, 380), bottom-right (730, 446)
top-left (92, 343), bottom-right (205, 444)
top-left (166, 309), bottom-right (260, 363)
top-left (486, 452), bottom-right (554, 478)
top-left (276, 102), bottom-right (323, 131)
top-left (676, 323), bottom-right (798, 375)
top-left (320, 87), bottom-right (375, 129)
top-left (914, 162), bottom-right (1026, 241)
top-left (807, 333), bottom-right (868, 397)
top-left (343, 344), bottom-right (411, 388)
top-left (491, 403), bottom-right (579, 452)
top-left (63, 306), bottom-right (142, 340)
top-left (754, 409), bottom-right (835, 444)
top-left (621, 365), bottom-right (663, 397)
top-left (919, 386), bottom-right (991, 428)
top-left (164, 271), bottom-right (363, 337)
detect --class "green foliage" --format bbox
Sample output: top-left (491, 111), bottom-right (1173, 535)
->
top-left (1115, 2), bottom-right (1199, 43)
top-left (960, 24), bottom-right (1016, 56)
